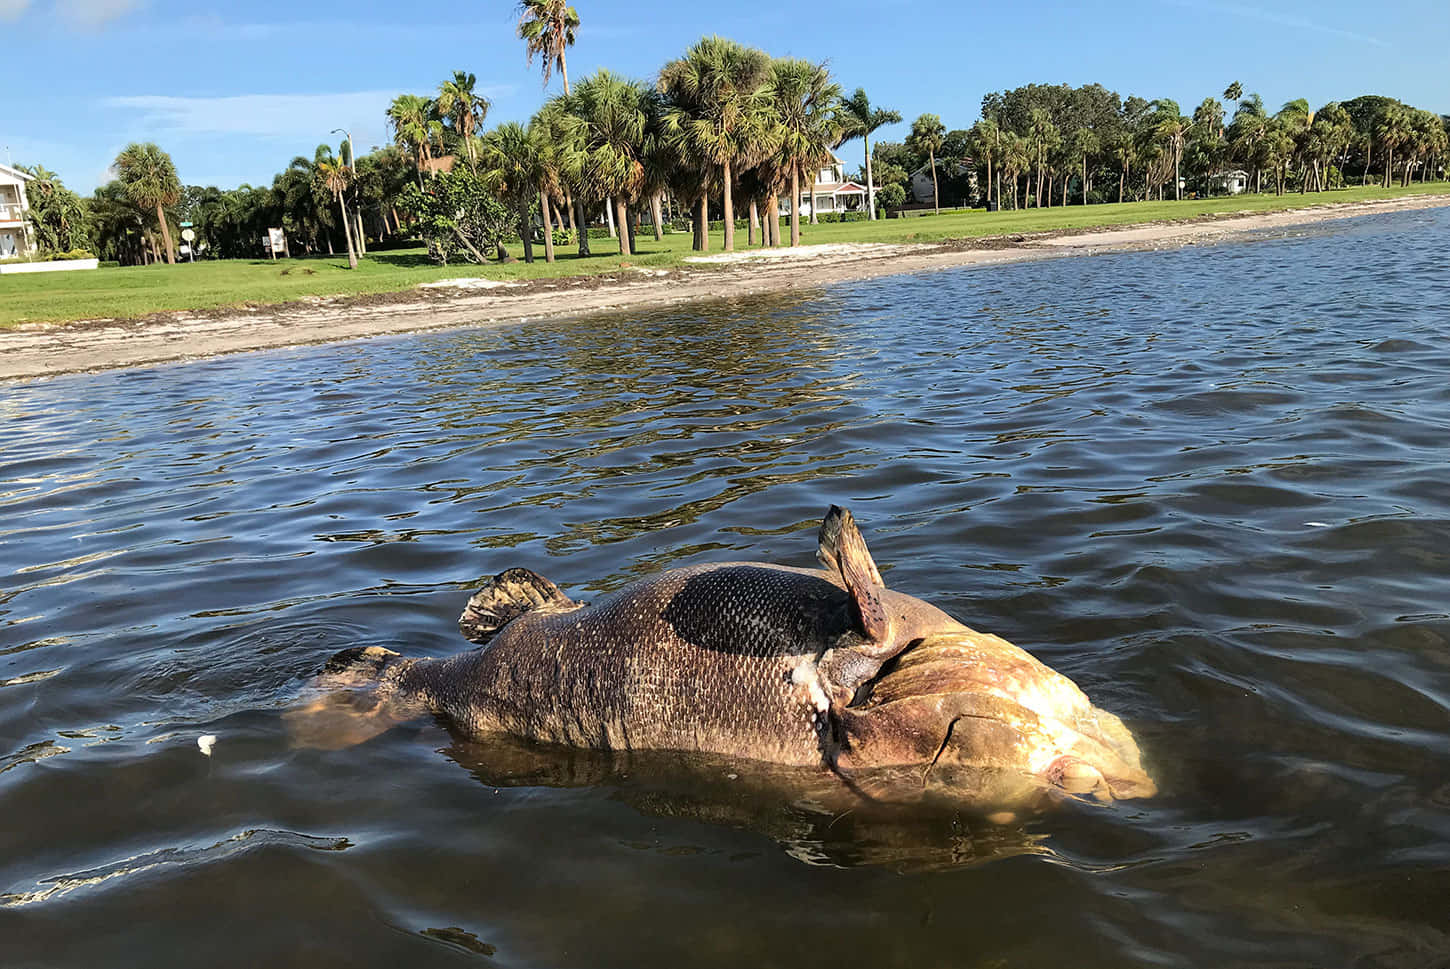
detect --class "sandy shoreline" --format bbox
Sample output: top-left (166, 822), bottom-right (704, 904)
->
top-left (3, 194), bottom-right (1447, 382)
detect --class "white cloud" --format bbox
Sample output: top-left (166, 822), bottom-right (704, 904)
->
top-left (0, 0), bottom-right (32, 21)
top-left (1162, 0), bottom-right (1389, 48)
top-left (104, 88), bottom-right (514, 144)
top-left (104, 91), bottom-right (402, 142)
top-left (55, 0), bottom-right (143, 27)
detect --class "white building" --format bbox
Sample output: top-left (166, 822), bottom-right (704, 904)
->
top-left (782, 152), bottom-right (869, 216)
top-left (1209, 170), bottom-right (1249, 195)
top-left (0, 163), bottom-right (35, 259)
top-left (910, 161), bottom-right (973, 205)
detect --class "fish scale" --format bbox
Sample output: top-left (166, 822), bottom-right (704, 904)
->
top-left (410, 563), bottom-right (851, 766)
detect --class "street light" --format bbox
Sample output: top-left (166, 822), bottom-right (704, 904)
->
top-left (330, 127), bottom-right (354, 171)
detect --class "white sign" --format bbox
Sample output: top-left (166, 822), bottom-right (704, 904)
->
top-left (181, 227), bottom-right (195, 242)
top-left (267, 228), bottom-right (285, 253)
top-left (179, 244), bottom-right (191, 255)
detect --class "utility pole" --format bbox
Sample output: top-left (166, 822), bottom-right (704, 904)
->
top-left (332, 127), bottom-right (367, 256)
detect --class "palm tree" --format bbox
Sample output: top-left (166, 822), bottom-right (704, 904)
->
top-left (563, 70), bottom-right (652, 257)
top-left (1023, 108), bottom-right (1057, 208)
top-left (481, 121), bottom-right (546, 263)
top-left (388, 94), bottom-right (443, 183)
top-left (313, 147), bottom-right (357, 269)
top-left (1067, 127), bottom-right (1099, 205)
top-left (763, 57), bottom-right (842, 247)
top-left (907, 113), bottom-right (946, 214)
top-left (114, 142), bottom-right (181, 264)
top-left (969, 117), bottom-right (1001, 208)
top-left (1150, 99), bottom-right (1189, 200)
top-left (1109, 130), bottom-right (1136, 203)
top-left (1229, 94), bottom-right (1269, 192)
top-left (437, 71), bottom-right (490, 171)
top-left (839, 88), bottom-right (901, 220)
top-left (1223, 81), bottom-right (1243, 106)
top-left (517, 0), bottom-right (579, 94)
top-left (528, 113), bottom-right (568, 261)
top-left (1375, 104), bottom-right (1412, 188)
top-left (518, 0), bottom-right (586, 251)
top-left (999, 133), bottom-right (1029, 209)
top-left (537, 96), bottom-right (593, 256)
top-left (659, 36), bottom-right (773, 252)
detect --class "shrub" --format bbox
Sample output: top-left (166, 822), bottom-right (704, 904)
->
top-left (552, 226), bottom-right (577, 247)
top-left (397, 170), bottom-right (512, 266)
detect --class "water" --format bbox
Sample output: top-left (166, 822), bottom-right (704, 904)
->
top-left (3, 210), bottom-right (1449, 967)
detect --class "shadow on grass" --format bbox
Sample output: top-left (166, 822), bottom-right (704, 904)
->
top-left (369, 251), bottom-right (438, 269)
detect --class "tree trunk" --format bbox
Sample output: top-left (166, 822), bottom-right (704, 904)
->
top-left (616, 198), bottom-right (631, 256)
top-left (722, 158), bottom-right (735, 251)
top-left (156, 203), bottom-right (176, 264)
top-left (651, 193), bottom-right (664, 242)
top-left (1119, 162), bottom-right (1126, 204)
top-left (451, 226), bottom-right (487, 264)
top-left (865, 136), bottom-right (877, 220)
top-left (519, 214), bottom-right (534, 263)
top-left (930, 149), bottom-right (940, 215)
top-left (747, 199), bottom-right (756, 247)
top-left (790, 166), bottom-right (801, 246)
top-left (355, 210), bottom-right (367, 255)
top-left (575, 198), bottom-right (591, 255)
top-left (337, 193), bottom-right (357, 269)
top-left (765, 193), bottom-right (780, 246)
top-left (326, 233), bottom-right (335, 256)
top-left (696, 195), bottom-right (709, 252)
top-left (540, 185), bottom-right (555, 263)
top-left (986, 152), bottom-right (994, 207)
top-left (1082, 157), bottom-right (1089, 205)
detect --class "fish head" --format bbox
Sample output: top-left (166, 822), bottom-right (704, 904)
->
top-left (834, 628), bottom-right (1156, 808)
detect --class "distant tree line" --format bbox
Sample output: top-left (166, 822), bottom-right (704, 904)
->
top-left (20, 4), bottom-right (1449, 266)
top-left (870, 83), bottom-right (1449, 211)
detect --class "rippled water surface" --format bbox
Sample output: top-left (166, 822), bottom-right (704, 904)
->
top-left (4, 210), bottom-right (1450, 967)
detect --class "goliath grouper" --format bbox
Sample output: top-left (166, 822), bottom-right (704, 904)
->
top-left (301, 506), bottom-right (1155, 808)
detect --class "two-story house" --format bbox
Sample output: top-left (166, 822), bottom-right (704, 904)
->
top-left (782, 151), bottom-right (869, 217)
top-left (0, 163), bottom-right (35, 258)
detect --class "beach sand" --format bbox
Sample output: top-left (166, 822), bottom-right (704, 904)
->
top-left (3, 194), bottom-right (1446, 382)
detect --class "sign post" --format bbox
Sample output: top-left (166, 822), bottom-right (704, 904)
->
top-left (180, 227), bottom-right (195, 263)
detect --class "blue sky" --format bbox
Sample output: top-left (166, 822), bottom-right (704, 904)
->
top-left (3, 0), bottom-right (1447, 193)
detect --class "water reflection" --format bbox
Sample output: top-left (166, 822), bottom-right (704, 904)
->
top-left (441, 738), bottom-right (1055, 873)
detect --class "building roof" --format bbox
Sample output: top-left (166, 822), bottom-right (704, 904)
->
top-left (810, 181), bottom-right (868, 195)
top-left (0, 162), bottom-right (34, 182)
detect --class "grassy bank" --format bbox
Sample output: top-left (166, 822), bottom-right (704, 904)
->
top-left (3, 182), bottom-right (1446, 327)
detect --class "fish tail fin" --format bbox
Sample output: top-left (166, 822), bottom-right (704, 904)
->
top-left (459, 567), bottom-right (581, 644)
top-left (286, 646), bottom-right (423, 750)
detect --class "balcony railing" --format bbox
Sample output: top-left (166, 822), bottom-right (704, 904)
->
top-left (0, 203), bottom-right (26, 223)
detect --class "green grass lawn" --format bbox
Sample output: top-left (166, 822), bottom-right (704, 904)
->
top-left (3, 181), bottom-right (1445, 328)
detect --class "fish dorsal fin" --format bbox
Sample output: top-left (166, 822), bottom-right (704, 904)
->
top-left (817, 505), bottom-right (891, 642)
top-left (459, 567), bottom-right (580, 644)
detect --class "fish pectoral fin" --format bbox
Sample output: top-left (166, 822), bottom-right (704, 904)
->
top-left (459, 567), bottom-right (581, 644)
top-left (816, 505), bottom-right (892, 643)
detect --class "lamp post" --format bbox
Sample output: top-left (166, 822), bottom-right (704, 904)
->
top-left (332, 127), bottom-right (366, 256)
